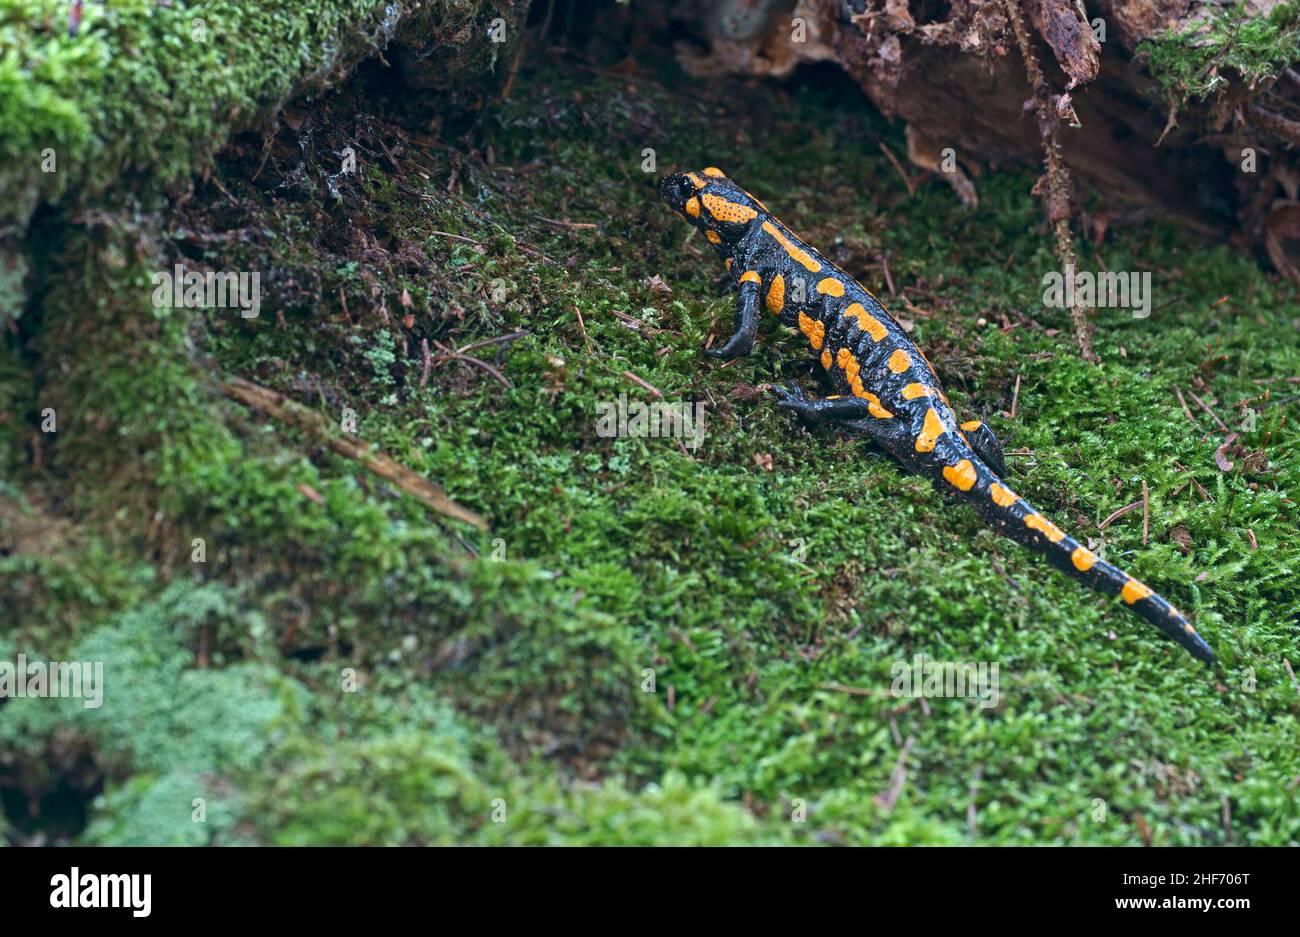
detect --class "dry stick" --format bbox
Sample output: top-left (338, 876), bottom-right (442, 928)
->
top-left (1098, 499), bottom-right (1143, 531)
top-left (1173, 385), bottom-right (1198, 425)
top-left (455, 330), bottom-right (529, 356)
top-left (874, 735), bottom-right (916, 815)
top-left (1141, 480), bottom-right (1150, 546)
top-left (429, 230), bottom-right (484, 246)
top-left (820, 683), bottom-right (878, 698)
top-left (1247, 103), bottom-right (1300, 146)
top-left (1186, 389), bottom-right (1232, 433)
top-left (430, 340), bottom-right (513, 389)
top-left (1002, 0), bottom-right (1097, 363)
top-left (535, 214), bottom-right (598, 230)
top-left (623, 370), bottom-right (663, 398)
top-left (220, 377), bottom-right (487, 530)
top-left (967, 765), bottom-right (985, 839)
top-left (419, 338), bottom-right (432, 391)
top-left (1283, 658), bottom-right (1300, 693)
top-left (500, 25), bottom-right (529, 101)
top-left (573, 305), bottom-right (592, 353)
top-left (1010, 373), bottom-right (1022, 420)
top-left (878, 142), bottom-right (916, 196)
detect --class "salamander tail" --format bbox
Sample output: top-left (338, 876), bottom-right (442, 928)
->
top-left (935, 444), bottom-right (1215, 664)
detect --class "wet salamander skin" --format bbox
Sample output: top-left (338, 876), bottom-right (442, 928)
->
top-left (658, 167), bottom-right (1214, 664)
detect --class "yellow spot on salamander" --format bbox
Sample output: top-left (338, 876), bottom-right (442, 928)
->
top-left (798, 312), bottom-right (825, 350)
top-left (1121, 579), bottom-right (1154, 604)
top-left (705, 230), bottom-right (721, 245)
top-left (943, 459), bottom-right (978, 491)
top-left (836, 348), bottom-right (887, 414)
top-left (901, 382), bottom-right (932, 400)
top-left (1024, 513), bottom-right (1066, 543)
top-left (1071, 546), bottom-right (1097, 572)
top-left (687, 172), bottom-right (707, 189)
top-left (837, 345), bottom-right (878, 408)
top-left (739, 270), bottom-right (761, 285)
top-left (685, 197), bottom-right (701, 218)
top-left (960, 420), bottom-right (982, 432)
top-left (860, 392), bottom-right (893, 419)
top-left (725, 258), bottom-right (733, 272)
top-left (766, 274), bottom-right (785, 315)
top-left (888, 349), bottom-right (912, 374)
top-left (989, 483), bottom-right (1017, 507)
top-left (703, 193), bottom-right (758, 224)
top-left (703, 167), bottom-right (726, 178)
top-left (842, 303), bottom-right (887, 341)
top-left (761, 221), bottom-right (821, 272)
top-left (820, 349), bottom-right (832, 370)
top-left (817, 277), bottom-right (845, 297)
top-left (915, 407), bottom-right (945, 452)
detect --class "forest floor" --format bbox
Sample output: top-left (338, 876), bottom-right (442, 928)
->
top-left (3, 48), bottom-right (1298, 845)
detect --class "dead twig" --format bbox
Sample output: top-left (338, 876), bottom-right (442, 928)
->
top-left (419, 338), bottom-right (432, 391)
top-left (1098, 499), bottom-right (1142, 531)
top-left (574, 305), bottom-right (592, 353)
top-left (1187, 389), bottom-right (1232, 433)
top-left (874, 735), bottom-right (916, 815)
top-left (878, 143), bottom-right (916, 196)
top-left (623, 370), bottom-right (663, 398)
top-left (429, 229), bottom-right (484, 247)
top-left (535, 214), bottom-right (598, 230)
top-left (1141, 479), bottom-right (1150, 546)
top-left (431, 340), bottom-right (513, 389)
top-left (220, 377), bottom-right (486, 530)
top-left (1173, 386), bottom-right (1198, 425)
top-left (967, 765), bottom-right (985, 838)
top-left (454, 330), bottom-right (530, 356)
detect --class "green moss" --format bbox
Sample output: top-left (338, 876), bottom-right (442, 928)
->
top-left (5, 48), bottom-right (1299, 845)
top-left (1142, 1), bottom-right (1300, 101)
top-left (0, 0), bottom-right (531, 244)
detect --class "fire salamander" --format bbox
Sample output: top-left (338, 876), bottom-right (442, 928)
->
top-left (658, 167), bottom-right (1215, 664)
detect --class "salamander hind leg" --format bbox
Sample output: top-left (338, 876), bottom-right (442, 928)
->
top-left (770, 384), bottom-right (883, 424)
top-left (959, 418), bottom-right (1007, 476)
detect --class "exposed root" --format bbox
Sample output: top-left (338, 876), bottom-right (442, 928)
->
top-left (1002, 0), bottom-right (1097, 363)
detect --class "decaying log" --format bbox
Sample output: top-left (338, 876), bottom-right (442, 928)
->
top-left (672, 0), bottom-right (1300, 278)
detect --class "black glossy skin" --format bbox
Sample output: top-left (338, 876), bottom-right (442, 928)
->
top-left (659, 167), bottom-right (1215, 664)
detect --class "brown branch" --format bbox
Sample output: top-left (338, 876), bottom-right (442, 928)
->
top-left (1098, 499), bottom-right (1142, 531)
top-left (1141, 480), bottom-right (1149, 546)
top-left (220, 377), bottom-right (487, 530)
top-left (623, 370), bottom-right (663, 398)
top-left (419, 337), bottom-right (432, 391)
top-left (431, 340), bottom-right (513, 389)
top-left (873, 735), bottom-right (916, 815)
top-left (1186, 389), bottom-right (1231, 434)
top-left (878, 142), bottom-right (917, 196)
top-left (1247, 103), bottom-right (1300, 147)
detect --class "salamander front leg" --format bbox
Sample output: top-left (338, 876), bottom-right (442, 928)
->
top-left (705, 274), bottom-right (761, 359)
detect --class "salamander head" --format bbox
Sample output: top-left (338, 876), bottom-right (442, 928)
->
top-left (658, 167), bottom-right (764, 245)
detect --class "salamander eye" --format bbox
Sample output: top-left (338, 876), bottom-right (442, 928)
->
top-left (669, 177), bottom-right (693, 199)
